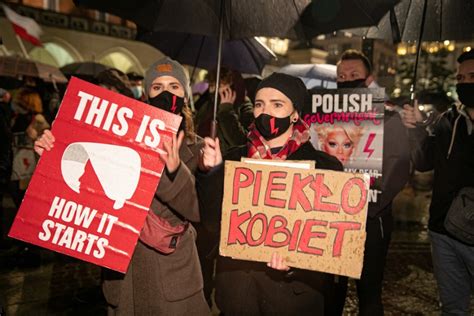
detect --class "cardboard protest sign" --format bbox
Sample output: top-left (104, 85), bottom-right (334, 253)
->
top-left (9, 77), bottom-right (181, 273)
top-left (219, 161), bottom-right (369, 278)
top-left (241, 158), bottom-right (315, 169)
top-left (303, 88), bottom-right (385, 204)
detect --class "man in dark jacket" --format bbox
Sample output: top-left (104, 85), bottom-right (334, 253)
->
top-left (403, 50), bottom-right (474, 315)
top-left (334, 50), bottom-right (411, 315)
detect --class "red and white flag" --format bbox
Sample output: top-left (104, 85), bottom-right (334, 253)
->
top-left (2, 5), bottom-right (43, 46)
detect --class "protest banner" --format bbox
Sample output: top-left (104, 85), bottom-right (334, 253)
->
top-left (219, 161), bottom-right (369, 279)
top-left (9, 77), bottom-right (181, 273)
top-left (303, 88), bottom-right (385, 204)
top-left (241, 158), bottom-right (315, 169)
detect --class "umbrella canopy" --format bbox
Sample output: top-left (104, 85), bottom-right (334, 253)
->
top-left (73, 0), bottom-right (312, 40)
top-left (0, 56), bottom-right (68, 83)
top-left (138, 31), bottom-right (276, 74)
top-left (278, 63), bottom-right (337, 89)
top-left (300, 0), bottom-right (400, 38)
top-left (60, 62), bottom-right (109, 79)
top-left (346, 0), bottom-right (474, 42)
top-left (74, 0), bottom-right (314, 137)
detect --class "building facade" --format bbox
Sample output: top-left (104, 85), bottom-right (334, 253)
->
top-left (1, 0), bottom-right (164, 75)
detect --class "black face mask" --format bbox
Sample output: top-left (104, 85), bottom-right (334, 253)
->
top-left (148, 91), bottom-right (185, 114)
top-left (337, 78), bottom-right (368, 89)
top-left (456, 83), bottom-right (474, 108)
top-left (255, 113), bottom-right (293, 140)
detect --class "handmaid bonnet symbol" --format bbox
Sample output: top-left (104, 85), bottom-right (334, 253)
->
top-left (61, 142), bottom-right (141, 210)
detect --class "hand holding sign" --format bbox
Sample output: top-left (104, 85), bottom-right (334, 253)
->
top-left (267, 252), bottom-right (290, 271)
top-left (9, 77), bottom-right (183, 273)
top-left (160, 130), bottom-right (185, 173)
top-left (199, 137), bottom-right (223, 172)
top-left (34, 129), bottom-right (55, 155)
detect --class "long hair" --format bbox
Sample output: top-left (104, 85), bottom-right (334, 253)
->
top-left (182, 101), bottom-right (196, 141)
top-left (15, 88), bottom-right (43, 113)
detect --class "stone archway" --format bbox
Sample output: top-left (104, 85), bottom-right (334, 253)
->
top-left (98, 47), bottom-right (144, 75)
top-left (29, 38), bottom-right (82, 67)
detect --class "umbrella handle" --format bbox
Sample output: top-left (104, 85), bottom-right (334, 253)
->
top-left (210, 120), bottom-right (218, 140)
top-left (211, 0), bottom-right (225, 140)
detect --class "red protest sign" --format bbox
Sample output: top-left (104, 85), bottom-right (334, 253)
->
top-left (9, 77), bottom-right (181, 273)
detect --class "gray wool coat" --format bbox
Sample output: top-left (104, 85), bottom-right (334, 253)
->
top-left (102, 136), bottom-right (210, 316)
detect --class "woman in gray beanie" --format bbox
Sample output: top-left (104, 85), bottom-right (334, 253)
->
top-left (101, 56), bottom-right (208, 315)
top-left (197, 72), bottom-right (344, 315)
top-left (35, 57), bottom-right (208, 315)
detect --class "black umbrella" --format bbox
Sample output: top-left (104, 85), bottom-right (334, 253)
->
top-left (346, 0), bottom-right (474, 108)
top-left (73, 0), bottom-right (311, 40)
top-left (346, 0), bottom-right (474, 42)
top-left (300, 0), bottom-right (401, 39)
top-left (60, 62), bottom-right (109, 81)
top-left (138, 30), bottom-right (276, 75)
top-left (74, 0), bottom-right (312, 137)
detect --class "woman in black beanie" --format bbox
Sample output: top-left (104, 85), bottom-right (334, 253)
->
top-left (197, 72), bottom-right (343, 315)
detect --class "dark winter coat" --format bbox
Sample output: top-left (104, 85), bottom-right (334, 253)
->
top-left (409, 105), bottom-right (474, 236)
top-left (196, 141), bottom-right (343, 315)
top-left (368, 109), bottom-right (411, 218)
top-left (194, 97), bottom-right (254, 154)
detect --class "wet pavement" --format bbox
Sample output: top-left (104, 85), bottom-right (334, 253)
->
top-left (1, 181), bottom-right (473, 315)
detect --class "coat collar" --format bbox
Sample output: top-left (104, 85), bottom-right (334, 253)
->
top-left (179, 135), bottom-right (196, 164)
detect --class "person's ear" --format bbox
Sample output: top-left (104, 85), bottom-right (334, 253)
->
top-left (366, 75), bottom-right (374, 86)
top-left (291, 111), bottom-right (299, 123)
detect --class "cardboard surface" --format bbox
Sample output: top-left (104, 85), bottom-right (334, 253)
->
top-left (220, 161), bottom-right (369, 278)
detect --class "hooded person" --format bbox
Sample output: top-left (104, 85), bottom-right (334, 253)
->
top-left (402, 49), bottom-right (474, 316)
top-left (196, 72), bottom-right (344, 315)
top-left (34, 57), bottom-right (209, 315)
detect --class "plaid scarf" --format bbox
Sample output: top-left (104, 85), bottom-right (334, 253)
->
top-left (247, 118), bottom-right (310, 160)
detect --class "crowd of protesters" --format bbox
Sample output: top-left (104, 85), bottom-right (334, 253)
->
top-left (1, 48), bottom-right (473, 315)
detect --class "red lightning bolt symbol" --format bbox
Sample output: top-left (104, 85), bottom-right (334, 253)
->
top-left (171, 95), bottom-right (177, 113)
top-left (363, 133), bottom-right (376, 158)
top-left (270, 117), bottom-right (279, 135)
top-left (23, 158), bottom-right (30, 170)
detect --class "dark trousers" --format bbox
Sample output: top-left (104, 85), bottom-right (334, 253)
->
top-left (430, 230), bottom-right (474, 315)
top-left (215, 257), bottom-right (325, 316)
top-left (357, 213), bottom-right (393, 315)
top-left (335, 212), bottom-right (393, 316)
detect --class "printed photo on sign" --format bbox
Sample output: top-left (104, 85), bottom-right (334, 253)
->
top-left (303, 88), bottom-right (385, 203)
top-left (8, 77), bottom-right (182, 273)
